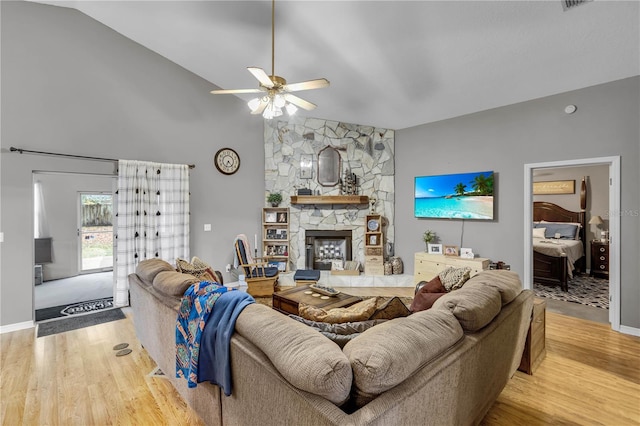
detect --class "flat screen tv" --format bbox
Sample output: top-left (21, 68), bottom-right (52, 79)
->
top-left (414, 171), bottom-right (494, 220)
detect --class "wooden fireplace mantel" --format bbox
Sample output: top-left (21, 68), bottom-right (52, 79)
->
top-left (290, 195), bottom-right (369, 205)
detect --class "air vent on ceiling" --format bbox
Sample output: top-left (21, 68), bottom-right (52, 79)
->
top-left (562, 0), bottom-right (592, 11)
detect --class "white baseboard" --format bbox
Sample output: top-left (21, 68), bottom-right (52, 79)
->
top-left (1, 320), bottom-right (35, 334)
top-left (619, 325), bottom-right (640, 337)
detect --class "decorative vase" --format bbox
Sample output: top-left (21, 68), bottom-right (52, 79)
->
top-left (384, 261), bottom-right (393, 275)
top-left (391, 256), bottom-right (403, 274)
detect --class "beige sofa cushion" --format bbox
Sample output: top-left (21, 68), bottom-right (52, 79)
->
top-left (152, 270), bottom-right (199, 297)
top-left (463, 270), bottom-right (523, 305)
top-left (298, 297), bottom-right (379, 324)
top-left (235, 304), bottom-right (353, 405)
top-left (135, 259), bottom-right (175, 284)
top-left (432, 285), bottom-right (502, 331)
top-left (343, 309), bottom-right (463, 405)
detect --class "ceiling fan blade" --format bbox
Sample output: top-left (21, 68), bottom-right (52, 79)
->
top-left (284, 78), bottom-right (330, 92)
top-left (210, 88), bottom-right (264, 94)
top-left (284, 93), bottom-right (317, 111)
top-left (248, 67), bottom-right (274, 88)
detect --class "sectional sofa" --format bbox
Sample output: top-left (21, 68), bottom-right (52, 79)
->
top-left (129, 259), bottom-right (533, 425)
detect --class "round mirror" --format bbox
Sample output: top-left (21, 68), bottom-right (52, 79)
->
top-left (317, 146), bottom-right (341, 187)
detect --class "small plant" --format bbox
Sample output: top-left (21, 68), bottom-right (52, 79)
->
top-left (267, 192), bottom-right (282, 207)
top-left (423, 230), bottom-right (436, 250)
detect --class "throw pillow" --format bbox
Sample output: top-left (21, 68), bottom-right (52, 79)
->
top-left (191, 256), bottom-right (223, 284)
top-left (410, 276), bottom-right (448, 312)
top-left (369, 296), bottom-right (411, 320)
top-left (532, 227), bottom-right (546, 239)
top-left (289, 315), bottom-right (388, 348)
top-left (439, 267), bottom-right (472, 292)
top-left (135, 258), bottom-right (174, 284)
top-left (175, 257), bottom-right (217, 282)
top-left (152, 271), bottom-right (199, 297)
top-left (298, 297), bottom-right (379, 324)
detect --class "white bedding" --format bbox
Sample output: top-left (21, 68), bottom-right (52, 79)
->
top-left (533, 237), bottom-right (584, 278)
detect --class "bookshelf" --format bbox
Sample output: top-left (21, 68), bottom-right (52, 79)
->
top-left (364, 214), bottom-right (385, 275)
top-left (262, 207), bottom-right (290, 272)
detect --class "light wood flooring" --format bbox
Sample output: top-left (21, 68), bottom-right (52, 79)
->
top-left (1, 289), bottom-right (639, 426)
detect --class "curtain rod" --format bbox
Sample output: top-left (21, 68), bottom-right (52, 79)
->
top-left (10, 147), bottom-right (196, 169)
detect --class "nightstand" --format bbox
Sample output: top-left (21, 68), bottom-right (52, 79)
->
top-left (590, 240), bottom-right (609, 279)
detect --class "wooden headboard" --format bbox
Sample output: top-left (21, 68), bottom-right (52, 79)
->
top-left (533, 177), bottom-right (587, 249)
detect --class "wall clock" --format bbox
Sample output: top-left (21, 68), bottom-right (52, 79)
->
top-left (214, 148), bottom-right (240, 175)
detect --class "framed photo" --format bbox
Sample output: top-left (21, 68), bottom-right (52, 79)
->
top-left (300, 154), bottom-right (313, 179)
top-left (277, 212), bottom-right (287, 223)
top-left (265, 212), bottom-right (277, 223)
top-left (427, 243), bottom-right (442, 254)
top-left (369, 235), bottom-right (378, 245)
top-left (444, 245), bottom-right (459, 256)
top-left (460, 248), bottom-right (474, 259)
top-left (533, 180), bottom-right (575, 195)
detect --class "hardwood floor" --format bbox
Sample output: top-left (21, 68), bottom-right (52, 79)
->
top-left (1, 293), bottom-right (638, 426)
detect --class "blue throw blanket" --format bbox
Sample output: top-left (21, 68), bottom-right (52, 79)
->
top-left (175, 282), bottom-right (254, 392)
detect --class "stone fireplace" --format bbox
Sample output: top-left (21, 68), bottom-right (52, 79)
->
top-left (264, 116), bottom-right (395, 271)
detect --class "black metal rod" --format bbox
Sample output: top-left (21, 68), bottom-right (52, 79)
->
top-left (10, 146), bottom-right (195, 169)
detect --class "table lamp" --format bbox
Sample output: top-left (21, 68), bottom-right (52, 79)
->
top-left (588, 215), bottom-right (607, 242)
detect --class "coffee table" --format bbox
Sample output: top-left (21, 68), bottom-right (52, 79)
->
top-left (271, 285), bottom-right (362, 316)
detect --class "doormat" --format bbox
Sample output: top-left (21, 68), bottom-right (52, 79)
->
top-left (37, 308), bottom-right (125, 337)
top-left (36, 297), bottom-right (114, 322)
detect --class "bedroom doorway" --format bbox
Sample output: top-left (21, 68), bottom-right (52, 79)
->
top-left (524, 156), bottom-right (620, 332)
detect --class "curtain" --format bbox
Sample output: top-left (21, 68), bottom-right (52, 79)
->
top-left (114, 160), bottom-right (190, 306)
top-left (33, 180), bottom-right (50, 238)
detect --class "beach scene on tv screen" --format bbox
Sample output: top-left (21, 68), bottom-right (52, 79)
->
top-left (414, 171), bottom-right (494, 219)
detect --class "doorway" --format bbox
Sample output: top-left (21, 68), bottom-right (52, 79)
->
top-left (79, 192), bottom-right (114, 272)
top-left (524, 156), bottom-right (620, 331)
top-left (33, 171), bottom-right (117, 322)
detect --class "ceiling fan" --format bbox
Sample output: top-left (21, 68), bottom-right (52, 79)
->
top-left (210, 0), bottom-right (330, 119)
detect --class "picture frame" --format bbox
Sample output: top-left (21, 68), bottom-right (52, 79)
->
top-left (460, 247), bottom-right (474, 259)
top-left (427, 243), bottom-right (442, 254)
top-left (300, 154), bottom-right (313, 179)
top-left (369, 235), bottom-right (378, 245)
top-left (444, 245), bottom-right (459, 256)
top-left (265, 212), bottom-right (277, 223)
top-left (277, 212), bottom-right (287, 223)
top-left (533, 180), bottom-right (575, 195)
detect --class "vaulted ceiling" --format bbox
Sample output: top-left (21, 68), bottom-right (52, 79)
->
top-left (29, 1), bottom-right (640, 130)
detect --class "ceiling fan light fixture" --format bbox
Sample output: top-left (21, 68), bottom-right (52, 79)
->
top-left (285, 103), bottom-right (298, 116)
top-left (248, 97), bottom-right (262, 112)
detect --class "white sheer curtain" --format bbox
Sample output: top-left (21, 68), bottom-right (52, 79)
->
top-left (33, 180), bottom-right (50, 238)
top-left (114, 160), bottom-right (190, 306)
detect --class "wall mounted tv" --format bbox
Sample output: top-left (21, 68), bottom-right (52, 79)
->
top-left (414, 171), bottom-right (494, 220)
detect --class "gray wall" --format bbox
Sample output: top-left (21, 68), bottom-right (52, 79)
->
top-left (396, 76), bottom-right (639, 329)
top-left (1, 1), bottom-right (265, 326)
top-left (34, 172), bottom-right (115, 281)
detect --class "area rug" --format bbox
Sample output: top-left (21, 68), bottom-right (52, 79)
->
top-left (37, 308), bottom-right (125, 337)
top-left (534, 275), bottom-right (609, 309)
top-left (36, 297), bottom-right (114, 321)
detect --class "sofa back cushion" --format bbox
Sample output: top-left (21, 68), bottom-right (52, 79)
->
top-left (235, 304), bottom-right (353, 405)
top-left (152, 271), bottom-right (199, 297)
top-left (135, 259), bottom-right (175, 284)
top-left (343, 309), bottom-right (463, 407)
top-left (462, 270), bottom-right (523, 305)
top-left (432, 285), bottom-right (502, 332)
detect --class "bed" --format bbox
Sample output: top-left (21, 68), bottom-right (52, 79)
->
top-left (532, 178), bottom-right (587, 291)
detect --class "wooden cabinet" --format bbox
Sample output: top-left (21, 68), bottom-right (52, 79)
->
top-left (590, 240), bottom-right (609, 279)
top-left (519, 298), bottom-right (546, 375)
top-left (414, 252), bottom-right (490, 284)
top-left (364, 214), bottom-right (385, 275)
top-left (262, 207), bottom-right (289, 272)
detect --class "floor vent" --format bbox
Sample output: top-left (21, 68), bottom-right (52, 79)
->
top-left (562, 0), bottom-right (592, 12)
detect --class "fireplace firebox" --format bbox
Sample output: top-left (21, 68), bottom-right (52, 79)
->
top-left (305, 230), bottom-right (353, 270)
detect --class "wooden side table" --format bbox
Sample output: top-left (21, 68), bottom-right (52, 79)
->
top-left (590, 240), bottom-right (609, 279)
top-left (518, 298), bottom-right (546, 375)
